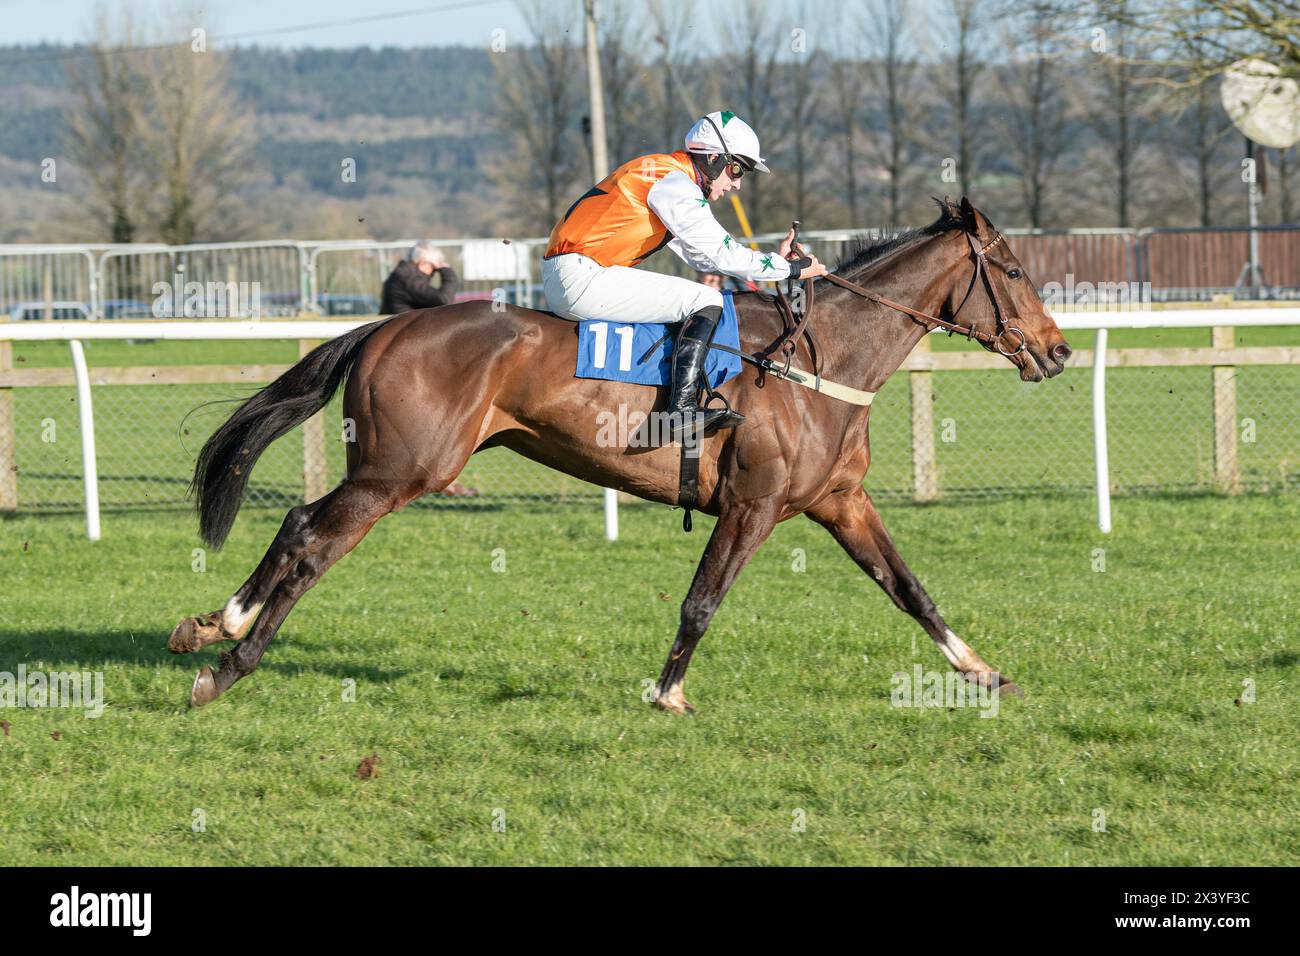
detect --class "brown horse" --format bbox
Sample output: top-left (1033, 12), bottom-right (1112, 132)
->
top-left (171, 198), bottom-right (1071, 711)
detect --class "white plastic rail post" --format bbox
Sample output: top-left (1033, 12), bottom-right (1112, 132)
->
top-left (1092, 328), bottom-right (1111, 534)
top-left (68, 340), bottom-right (101, 541)
top-left (604, 486), bottom-right (618, 541)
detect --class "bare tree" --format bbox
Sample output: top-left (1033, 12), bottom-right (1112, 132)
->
top-left (491, 0), bottom-right (584, 234)
top-left (1279, 146), bottom-right (1296, 222)
top-left (995, 0), bottom-right (1071, 226)
top-left (722, 0), bottom-right (781, 228)
top-left (934, 0), bottom-right (990, 200)
top-left (1093, 0), bottom-right (1300, 83)
top-left (1164, 67), bottom-right (1237, 225)
top-left (597, 0), bottom-right (644, 163)
top-left (136, 25), bottom-right (254, 244)
top-left (1086, 0), bottom-right (1156, 226)
top-left (65, 6), bottom-right (252, 243)
top-left (648, 0), bottom-right (697, 152)
top-left (826, 5), bottom-right (865, 226)
top-left (785, 12), bottom-right (820, 222)
top-left (64, 7), bottom-right (146, 243)
top-left (863, 0), bottom-right (919, 224)
top-left (1090, 0), bottom-right (1298, 225)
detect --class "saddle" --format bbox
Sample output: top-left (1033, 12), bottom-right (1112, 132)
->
top-left (569, 265), bottom-right (832, 533)
top-left (573, 293), bottom-right (743, 389)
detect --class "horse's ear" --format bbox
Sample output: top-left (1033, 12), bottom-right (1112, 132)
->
top-left (958, 196), bottom-right (980, 236)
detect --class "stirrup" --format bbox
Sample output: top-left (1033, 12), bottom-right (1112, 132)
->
top-left (703, 408), bottom-right (745, 434)
top-left (697, 371), bottom-right (745, 436)
top-left (666, 405), bottom-right (743, 444)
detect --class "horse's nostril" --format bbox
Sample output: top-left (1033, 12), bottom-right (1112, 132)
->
top-left (1052, 343), bottom-right (1072, 363)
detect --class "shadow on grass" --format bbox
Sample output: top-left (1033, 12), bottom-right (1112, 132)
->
top-left (0, 627), bottom-right (412, 685)
top-left (2, 497), bottom-right (534, 519)
top-left (1255, 649), bottom-right (1300, 669)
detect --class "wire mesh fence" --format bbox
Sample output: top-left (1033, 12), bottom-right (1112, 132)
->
top-left (6, 225), bottom-right (1300, 324)
top-left (3, 380), bottom-right (602, 513)
top-left (4, 350), bottom-right (1297, 516)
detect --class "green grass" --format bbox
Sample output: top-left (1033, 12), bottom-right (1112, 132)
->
top-left (1, 494), bottom-right (1296, 865)
top-left (14, 338), bottom-right (300, 369)
top-left (928, 324), bottom-right (1300, 351)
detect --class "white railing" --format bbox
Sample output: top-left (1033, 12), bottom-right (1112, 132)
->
top-left (4, 307), bottom-right (1298, 541)
top-left (1047, 308), bottom-right (1300, 533)
top-left (8, 226), bottom-right (1300, 320)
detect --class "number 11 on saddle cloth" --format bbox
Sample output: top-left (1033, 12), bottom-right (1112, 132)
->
top-left (574, 289), bottom-right (744, 389)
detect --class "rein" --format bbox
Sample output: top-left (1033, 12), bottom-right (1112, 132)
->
top-left (702, 227), bottom-right (1029, 410)
top-left (820, 230), bottom-right (1027, 358)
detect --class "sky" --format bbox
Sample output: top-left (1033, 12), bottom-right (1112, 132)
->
top-left (0, 0), bottom-right (537, 48)
top-left (0, 0), bottom-right (971, 75)
top-left (0, 0), bottom-right (943, 52)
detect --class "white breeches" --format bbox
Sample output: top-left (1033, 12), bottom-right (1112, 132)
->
top-left (541, 253), bottom-right (724, 324)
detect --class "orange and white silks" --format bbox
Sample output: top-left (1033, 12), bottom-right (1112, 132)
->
top-left (545, 151), bottom-right (698, 267)
top-left (541, 149), bottom-right (796, 325)
top-left (545, 150), bottom-right (794, 283)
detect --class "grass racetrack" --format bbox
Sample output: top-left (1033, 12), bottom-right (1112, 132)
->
top-left (2, 493), bottom-right (1297, 865)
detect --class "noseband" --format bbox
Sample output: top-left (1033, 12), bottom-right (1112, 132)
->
top-left (821, 229), bottom-right (1027, 358)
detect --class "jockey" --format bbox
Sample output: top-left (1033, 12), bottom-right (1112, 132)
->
top-left (541, 110), bottom-right (828, 441)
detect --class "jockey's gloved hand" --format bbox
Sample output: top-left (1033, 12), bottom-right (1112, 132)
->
top-left (786, 255), bottom-right (828, 281)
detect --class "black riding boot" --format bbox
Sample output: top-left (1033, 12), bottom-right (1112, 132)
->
top-left (663, 305), bottom-right (745, 444)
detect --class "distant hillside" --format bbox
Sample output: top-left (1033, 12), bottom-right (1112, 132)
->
top-left (0, 41), bottom-right (1294, 245)
top-left (0, 44), bottom-right (518, 243)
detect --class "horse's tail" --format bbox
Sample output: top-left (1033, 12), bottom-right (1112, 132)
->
top-left (192, 319), bottom-right (390, 549)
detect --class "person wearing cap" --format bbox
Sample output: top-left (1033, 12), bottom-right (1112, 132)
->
top-left (381, 240), bottom-right (459, 315)
top-left (541, 110), bottom-right (828, 441)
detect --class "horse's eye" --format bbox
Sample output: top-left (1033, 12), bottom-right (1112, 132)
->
top-left (1007, 268), bottom-right (1022, 280)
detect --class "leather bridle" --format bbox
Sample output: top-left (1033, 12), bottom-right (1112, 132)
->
top-left (818, 229), bottom-right (1027, 358)
top-left (718, 225), bottom-right (1030, 409)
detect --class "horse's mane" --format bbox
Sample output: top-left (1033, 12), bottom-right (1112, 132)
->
top-left (833, 199), bottom-right (964, 275)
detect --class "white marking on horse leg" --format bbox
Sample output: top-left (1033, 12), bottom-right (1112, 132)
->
top-left (936, 628), bottom-right (987, 673)
top-left (221, 596), bottom-right (263, 638)
top-left (654, 680), bottom-right (688, 714)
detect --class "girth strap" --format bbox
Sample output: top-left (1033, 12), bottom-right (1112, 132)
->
top-left (677, 443), bottom-right (699, 532)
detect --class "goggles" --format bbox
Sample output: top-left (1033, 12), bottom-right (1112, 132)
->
top-left (724, 158), bottom-right (753, 179)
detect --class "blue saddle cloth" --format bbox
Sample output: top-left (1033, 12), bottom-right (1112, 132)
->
top-left (575, 290), bottom-right (743, 388)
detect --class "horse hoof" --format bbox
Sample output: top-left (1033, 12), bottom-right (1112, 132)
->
top-left (963, 670), bottom-right (1023, 700)
top-left (652, 694), bottom-right (696, 716)
top-left (168, 617), bottom-right (202, 653)
top-left (189, 666), bottom-right (222, 707)
top-left (168, 612), bottom-right (226, 654)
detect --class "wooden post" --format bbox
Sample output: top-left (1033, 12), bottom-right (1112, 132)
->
top-left (226, 262), bottom-right (239, 318)
top-left (0, 311), bottom-right (16, 511)
top-left (43, 264), bottom-right (53, 321)
top-left (299, 339), bottom-right (328, 502)
top-left (1212, 325), bottom-right (1241, 495)
top-left (910, 334), bottom-right (938, 502)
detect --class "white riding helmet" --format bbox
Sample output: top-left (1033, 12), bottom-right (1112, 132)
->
top-left (684, 110), bottom-right (770, 173)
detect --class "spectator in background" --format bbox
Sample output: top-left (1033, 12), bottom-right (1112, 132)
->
top-left (381, 240), bottom-right (459, 314)
top-left (697, 270), bottom-right (755, 294)
top-left (697, 271), bottom-right (723, 291)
